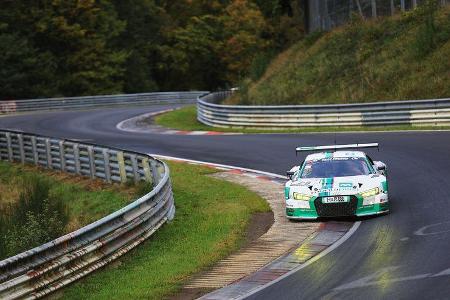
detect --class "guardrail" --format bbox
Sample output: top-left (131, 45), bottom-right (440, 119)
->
top-left (0, 91), bottom-right (208, 114)
top-left (0, 130), bottom-right (174, 299)
top-left (197, 91), bottom-right (450, 128)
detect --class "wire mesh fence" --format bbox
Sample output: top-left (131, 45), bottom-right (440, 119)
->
top-left (307, 0), bottom-right (449, 31)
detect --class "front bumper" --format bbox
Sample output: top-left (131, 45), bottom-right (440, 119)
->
top-left (286, 195), bottom-right (389, 219)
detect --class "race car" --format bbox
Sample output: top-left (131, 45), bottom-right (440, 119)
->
top-left (285, 143), bottom-right (389, 219)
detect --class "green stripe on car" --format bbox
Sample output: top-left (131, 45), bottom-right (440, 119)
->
top-left (382, 181), bottom-right (388, 192)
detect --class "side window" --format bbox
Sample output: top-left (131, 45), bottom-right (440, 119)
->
top-left (296, 160), bottom-right (305, 179)
top-left (365, 155), bottom-right (376, 173)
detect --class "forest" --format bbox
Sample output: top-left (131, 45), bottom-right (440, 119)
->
top-left (0, 0), bottom-right (305, 100)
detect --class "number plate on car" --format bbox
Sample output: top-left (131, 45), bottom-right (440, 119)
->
top-left (322, 196), bottom-right (349, 203)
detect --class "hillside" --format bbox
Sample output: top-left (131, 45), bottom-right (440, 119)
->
top-left (235, 4), bottom-right (450, 105)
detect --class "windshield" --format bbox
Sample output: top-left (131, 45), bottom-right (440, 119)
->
top-left (300, 157), bottom-right (372, 178)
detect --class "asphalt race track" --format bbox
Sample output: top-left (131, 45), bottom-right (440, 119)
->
top-left (1, 105), bottom-right (450, 300)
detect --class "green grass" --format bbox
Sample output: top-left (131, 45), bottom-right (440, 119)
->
top-left (61, 161), bottom-right (270, 299)
top-left (155, 106), bottom-right (214, 132)
top-left (0, 161), bottom-right (150, 259)
top-left (232, 5), bottom-right (450, 105)
top-left (155, 105), bottom-right (450, 133)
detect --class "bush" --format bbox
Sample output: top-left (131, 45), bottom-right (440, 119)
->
top-left (0, 175), bottom-right (68, 259)
top-left (249, 50), bottom-right (276, 81)
top-left (413, 0), bottom-right (440, 58)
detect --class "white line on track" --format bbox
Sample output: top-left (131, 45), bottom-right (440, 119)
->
top-left (150, 153), bottom-right (362, 299)
top-left (116, 109), bottom-right (175, 132)
top-left (150, 154), bottom-right (287, 179)
top-left (236, 221), bottom-right (361, 300)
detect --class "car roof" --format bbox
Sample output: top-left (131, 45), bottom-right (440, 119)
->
top-left (305, 151), bottom-right (366, 161)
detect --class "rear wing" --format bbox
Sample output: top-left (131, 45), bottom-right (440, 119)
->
top-left (296, 143), bottom-right (379, 155)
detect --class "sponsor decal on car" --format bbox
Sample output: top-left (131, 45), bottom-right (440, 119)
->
top-left (339, 182), bottom-right (353, 188)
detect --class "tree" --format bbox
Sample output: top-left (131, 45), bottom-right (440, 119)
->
top-left (255, 0), bottom-right (305, 48)
top-left (220, 0), bottom-right (271, 82)
top-left (0, 0), bottom-right (307, 97)
top-left (38, 0), bottom-right (127, 96)
top-left (0, 0), bottom-right (127, 98)
top-left (0, 25), bottom-right (57, 100)
top-left (112, 0), bottom-right (164, 93)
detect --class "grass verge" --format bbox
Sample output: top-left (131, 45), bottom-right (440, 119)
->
top-left (0, 161), bottom-right (150, 259)
top-left (154, 105), bottom-right (450, 134)
top-left (60, 161), bottom-right (270, 299)
top-left (239, 5), bottom-right (450, 105)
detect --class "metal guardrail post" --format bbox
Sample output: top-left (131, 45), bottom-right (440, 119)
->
top-left (5, 132), bottom-right (13, 162)
top-left (73, 144), bottom-right (81, 174)
top-left (59, 141), bottom-right (66, 171)
top-left (87, 146), bottom-right (96, 179)
top-left (17, 134), bottom-right (25, 164)
top-left (32, 136), bottom-right (39, 165)
top-left (102, 149), bottom-right (112, 183)
top-left (142, 157), bottom-right (152, 183)
top-left (117, 151), bottom-right (127, 183)
top-left (151, 160), bottom-right (161, 185)
top-left (45, 138), bottom-right (52, 169)
top-left (130, 154), bottom-right (140, 183)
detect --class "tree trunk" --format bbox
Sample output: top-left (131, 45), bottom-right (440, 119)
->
top-left (371, 0), bottom-right (377, 17)
top-left (355, 0), bottom-right (365, 18)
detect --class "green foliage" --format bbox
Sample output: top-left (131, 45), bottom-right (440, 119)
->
top-left (249, 50), bottom-right (277, 81)
top-left (158, 14), bottom-right (227, 90)
top-left (0, 161), bottom-right (144, 260)
top-left (412, 0), bottom-right (450, 59)
top-left (111, 0), bottom-right (164, 93)
top-left (220, 0), bottom-right (272, 83)
top-left (237, 79), bottom-right (252, 105)
top-left (240, 5), bottom-right (450, 105)
top-left (0, 0), bottom-right (306, 99)
top-left (0, 31), bottom-right (57, 99)
top-left (0, 0), bottom-right (126, 99)
top-left (0, 175), bottom-right (68, 259)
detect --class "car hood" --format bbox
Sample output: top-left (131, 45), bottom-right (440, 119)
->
top-left (289, 174), bottom-right (384, 197)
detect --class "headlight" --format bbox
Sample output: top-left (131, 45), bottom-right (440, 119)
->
top-left (293, 192), bottom-right (311, 201)
top-left (360, 187), bottom-right (380, 198)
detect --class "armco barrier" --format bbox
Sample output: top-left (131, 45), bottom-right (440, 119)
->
top-left (0, 91), bottom-right (208, 114)
top-left (197, 91), bottom-right (450, 128)
top-left (0, 130), bottom-right (174, 299)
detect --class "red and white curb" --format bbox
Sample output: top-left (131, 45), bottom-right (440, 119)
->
top-left (150, 154), bottom-right (286, 185)
top-left (201, 222), bottom-right (360, 300)
top-left (151, 154), bottom-right (361, 300)
top-left (117, 109), bottom-right (240, 136)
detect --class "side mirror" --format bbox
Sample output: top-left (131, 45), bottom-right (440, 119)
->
top-left (287, 171), bottom-right (295, 180)
top-left (373, 161), bottom-right (387, 175)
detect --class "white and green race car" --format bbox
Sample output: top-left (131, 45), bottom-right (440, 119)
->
top-left (285, 143), bottom-right (389, 219)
